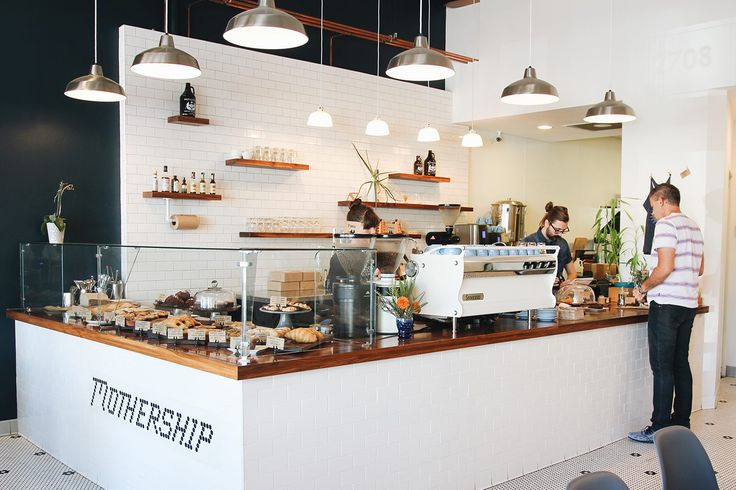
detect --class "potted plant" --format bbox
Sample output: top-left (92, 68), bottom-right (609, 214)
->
top-left (378, 277), bottom-right (426, 339)
top-left (626, 225), bottom-right (649, 287)
top-left (353, 143), bottom-right (397, 204)
top-left (41, 181), bottom-right (74, 244)
top-left (592, 197), bottom-right (629, 280)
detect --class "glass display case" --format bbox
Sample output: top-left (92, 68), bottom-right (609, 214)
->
top-left (19, 243), bottom-right (377, 360)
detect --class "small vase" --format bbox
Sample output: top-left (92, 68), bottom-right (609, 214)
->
top-left (46, 223), bottom-right (65, 244)
top-left (396, 317), bottom-right (414, 339)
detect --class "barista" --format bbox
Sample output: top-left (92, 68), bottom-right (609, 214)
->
top-left (521, 202), bottom-right (576, 287)
top-left (326, 199), bottom-right (380, 289)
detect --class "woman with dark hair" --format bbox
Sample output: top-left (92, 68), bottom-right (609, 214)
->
top-left (327, 199), bottom-right (381, 289)
top-left (521, 202), bottom-right (576, 286)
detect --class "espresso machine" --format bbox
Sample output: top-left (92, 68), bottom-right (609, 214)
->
top-left (425, 204), bottom-right (462, 246)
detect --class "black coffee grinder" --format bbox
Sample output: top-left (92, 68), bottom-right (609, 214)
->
top-left (425, 204), bottom-right (462, 245)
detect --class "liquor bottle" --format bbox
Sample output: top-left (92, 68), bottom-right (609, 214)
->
top-left (423, 150), bottom-right (436, 177)
top-left (413, 155), bottom-right (423, 175)
top-left (209, 173), bottom-right (216, 195)
top-left (199, 172), bottom-right (206, 194)
top-left (172, 175), bottom-right (180, 193)
top-left (189, 172), bottom-right (197, 194)
top-left (153, 169), bottom-right (159, 192)
top-left (180, 83), bottom-right (196, 117)
top-left (181, 176), bottom-right (188, 193)
top-left (161, 165), bottom-right (171, 192)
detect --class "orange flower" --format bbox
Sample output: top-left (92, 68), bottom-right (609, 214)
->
top-left (412, 301), bottom-right (421, 313)
top-left (396, 296), bottom-right (410, 309)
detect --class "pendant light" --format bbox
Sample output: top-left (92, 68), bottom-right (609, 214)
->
top-left (65, 0), bottom-right (126, 102)
top-left (365, 0), bottom-right (389, 136)
top-left (461, 0), bottom-right (483, 148)
top-left (500, 0), bottom-right (558, 105)
top-left (417, 7), bottom-right (439, 142)
top-left (223, 0), bottom-right (308, 50)
top-left (584, 0), bottom-right (636, 123)
top-left (386, 0), bottom-right (454, 82)
top-left (307, 0), bottom-right (333, 128)
top-left (131, 0), bottom-right (201, 80)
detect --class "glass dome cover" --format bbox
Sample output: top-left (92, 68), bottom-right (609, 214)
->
top-left (194, 280), bottom-right (236, 310)
top-left (556, 283), bottom-right (596, 306)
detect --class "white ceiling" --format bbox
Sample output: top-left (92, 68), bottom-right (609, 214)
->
top-left (469, 105), bottom-right (623, 143)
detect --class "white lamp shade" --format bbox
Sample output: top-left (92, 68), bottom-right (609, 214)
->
top-left (501, 66), bottom-right (559, 105)
top-left (65, 64), bottom-right (126, 102)
top-left (417, 124), bottom-right (440, 142)
top-left (365, 117), bottom-right (390, 136)
top-left (386, 35), bottom-right (455, 82)
top-left (461, 129), bottom-right (483, 147)
top-left (223, 0), bottom-right (308, 49)
top-left (131, 34), bottom-right (201, 80)
top-left (584, 90), bottom-right (637, 123)
top-left (307, 106), bottom-right (333, 127)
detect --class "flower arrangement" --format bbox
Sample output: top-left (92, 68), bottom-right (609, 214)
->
top-left (41, 181), bottom-right (74, 234)
top-left (378, 277), bottom-right (427, 320)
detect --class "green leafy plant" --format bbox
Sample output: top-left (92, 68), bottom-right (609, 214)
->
top-left (353, 143), bottom-right (397, 203)
top-left (378, 277), bottom-right (427, 320)
top-left (592, 197), bottom-right (630, 268)
top-left (41, 181), bottom-right (74, 234)
top-left (626, 224), bottom-right (649, 287)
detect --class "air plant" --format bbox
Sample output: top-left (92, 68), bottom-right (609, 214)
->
top-left (353, 143), bottom-right (396, 204)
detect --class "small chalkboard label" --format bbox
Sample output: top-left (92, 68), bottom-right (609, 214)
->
top-left (209, 330), bottom-right (227, 343)
top-left (266, 336), bottom-right (285, 350)
top-left (134, 320), bottom-right (151, 332)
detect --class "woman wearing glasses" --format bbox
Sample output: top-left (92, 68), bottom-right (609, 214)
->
top-left (521, 202), bottom-right (577, 287)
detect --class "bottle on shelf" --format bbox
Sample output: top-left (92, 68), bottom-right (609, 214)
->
top-left (180, 83), bottom-right (196, 117)
top-left (413, 155), bottom-right (423, 175)
top-left (199, 172), bottom-right (206, 194)
top-left (209, 173), bottom-right (216, 195)
top-left (161, 165), bottom-right (171, 192)
top-left (189, 172), bottom-right (197, 194)
top-left (172, 175), bottom-right (180, 193)
top-left (424, 150), bottom-right (437, 177)
top-left (153, 169), bottom-right (159, 192)
top-left (181, 176), bottom-right (188, 193)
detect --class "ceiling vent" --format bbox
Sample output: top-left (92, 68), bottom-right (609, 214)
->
top-left (564, 122), bottom-right (622, 132)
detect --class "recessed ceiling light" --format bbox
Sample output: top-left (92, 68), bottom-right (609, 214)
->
top-left (537, 124), bottom-right (552, 130)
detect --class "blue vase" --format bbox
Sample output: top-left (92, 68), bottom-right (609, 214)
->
top-left (396, 317), bottom-right (414, 339)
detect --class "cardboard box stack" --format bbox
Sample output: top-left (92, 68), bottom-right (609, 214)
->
top-left (268, 270), bottom-right (325, 297)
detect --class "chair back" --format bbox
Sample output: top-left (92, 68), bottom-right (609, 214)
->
top-left (654, 426), bottom-right (719, 490)
top-left (566, 471), bottom-right (630, 490)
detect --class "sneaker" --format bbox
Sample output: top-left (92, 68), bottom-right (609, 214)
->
top-left (628, 426), bottom-right (655, 443)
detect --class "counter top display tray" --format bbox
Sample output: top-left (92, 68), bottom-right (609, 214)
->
top-left (256, 335), bottom-right (332, 354)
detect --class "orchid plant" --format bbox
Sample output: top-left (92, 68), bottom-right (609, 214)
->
top-left (41, 181), bottom-right (74, 234)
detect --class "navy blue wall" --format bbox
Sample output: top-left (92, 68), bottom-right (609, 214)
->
top-left (0, 0), bottom-right (446, 421)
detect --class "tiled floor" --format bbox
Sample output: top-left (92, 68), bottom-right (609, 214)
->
top-left (0, 378), bottom-right (734, 490)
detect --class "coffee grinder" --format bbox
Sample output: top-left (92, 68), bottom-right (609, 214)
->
top-left (425, 204), bottom-right (462, 246)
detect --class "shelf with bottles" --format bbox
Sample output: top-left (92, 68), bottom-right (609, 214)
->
top-left (167, 115), bottom-right (210, 126)
top-left (387, 173), bottom-right (451, 183)
top-left (142, 191), bottom-right (221, 200)
top-left (337, 201), bottom-right (472, 212)
top-left (225, 159), bottom-right (309, 171)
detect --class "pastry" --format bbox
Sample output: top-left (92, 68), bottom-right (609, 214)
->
top-left (159, 315), bottom-right (200, 329)
top-left (285, 327), bottom-right (323, 343)
top-left (274, 327), bottom-right (291, 337)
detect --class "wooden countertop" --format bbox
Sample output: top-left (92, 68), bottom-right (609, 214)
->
top-left (7, 306), bottom-right (708, 381)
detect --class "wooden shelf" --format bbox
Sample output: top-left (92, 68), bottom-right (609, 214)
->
top-left (226, 159), bottom-right (309, 171)
top-left (142, 191), bottom-right (222, 200)
top-left (388, 173), bottom-right (451, 183)
top-left (239, 232), bottom-right (422, 239)
top-left (337, 201), bottom-right (473, 212)
top-left (167, 115), bottom-right (210, 126)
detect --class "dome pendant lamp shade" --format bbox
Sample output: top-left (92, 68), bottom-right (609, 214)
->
top-left (584, 90), bottom-right (636, 123)
top-left (461, 128), bottom-right (483, 147)
top-left (65, 64), bottom-right (126, 102)
top-left (417, 123), bottom-right (440, 142)
top-left (223, 0), bottom-right (308, 50)
top-left (386, 35), bottom-right (455, 82)
top-left (501, 66), bottom-right (558, 105)
top-left (366, 117), bottom-right (390, 136)
top-left (307, 106), bottom-right (333, 127)
top-left (131, 33), bottom-right (201, 80)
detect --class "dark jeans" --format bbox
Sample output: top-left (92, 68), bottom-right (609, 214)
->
top-left (648, 301), bottom-right (698, 431)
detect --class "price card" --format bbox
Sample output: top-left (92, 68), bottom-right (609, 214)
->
top-left (188, 328), bottom-right (207, 341)
top-left (103, 311), bottom-right (116, 322)
top-left (84, 310), bottom-right (95, 322)
top-left (152, 322), bottom-right (168, 335)
top-left (134, 320), bottom-right (151, 332)
top-left (71, 305), bottom-right (89, 318)
top-left (265, 336), bottom-right (285, 350)
top-left (209, 330), bottom-right (227, 343)
top-left (167, 327), bottom-right (184, 340)
top-left (212, 314), bottom-right (232, 326)
top-left (269, 296), bottom-right (288, 307)
top-left (115, 315), bottom-right (126, 327)
top-left (230, 336), bottom-right (243, 349)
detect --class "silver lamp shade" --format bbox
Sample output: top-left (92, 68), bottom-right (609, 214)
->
top-left (65, 64), bottom-right (126, 102)
top-left (386, 35), bottom-right (455, 82)
top-left (131, 34), bottom-right (201, 80)
top-left (223, 0), bottom-right (308, 50)
top-left (501, 66), bottom-right (559, 105)
top-left (584, 90), bottom-right (637, 123)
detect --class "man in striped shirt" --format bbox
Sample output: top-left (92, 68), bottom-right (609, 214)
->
top-left (628, 183), bottom-right (704, 443)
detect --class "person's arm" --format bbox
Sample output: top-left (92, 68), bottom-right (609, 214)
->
top-left (699, 255), bottom-right (705, 276)
top-left (633, 247), bottom-right (675, 302)
top-left (560, 261), bottom-right (577, 286)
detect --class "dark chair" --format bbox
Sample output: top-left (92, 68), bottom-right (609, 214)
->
top-left (654, 425), bottom-right (719, 490)
top-left (566, 471), bottom-right (630, 490)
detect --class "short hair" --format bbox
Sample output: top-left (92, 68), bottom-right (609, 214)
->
top-left (539, 201), bottom-right (569, 227)
top-left (346, 199), bottom-right (380, 230)
top-left (649, 183), bottom-right (680, 205)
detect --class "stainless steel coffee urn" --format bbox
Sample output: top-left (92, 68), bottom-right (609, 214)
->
top-left (491, 198), bottom-right (526, 243)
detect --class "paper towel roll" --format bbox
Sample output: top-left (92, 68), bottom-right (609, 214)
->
top-left (170, 214), bottom-right (200, 230)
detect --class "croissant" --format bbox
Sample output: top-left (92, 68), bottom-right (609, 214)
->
top-left (285, 327), bottom-right (320, 343)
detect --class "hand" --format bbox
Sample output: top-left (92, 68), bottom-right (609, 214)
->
top-left (559, 278), bottom-right (573, 288)
top-left (633, 287), bottom-right (646, 303)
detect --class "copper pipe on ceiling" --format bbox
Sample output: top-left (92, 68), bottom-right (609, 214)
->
top-left (210, 0), bottom-right (477, 63)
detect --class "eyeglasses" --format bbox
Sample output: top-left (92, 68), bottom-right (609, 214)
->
top-left (549, 223), bottom-right (569, 234)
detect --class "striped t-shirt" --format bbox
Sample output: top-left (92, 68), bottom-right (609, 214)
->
top-left (648, 213), bottom-right (703, 308)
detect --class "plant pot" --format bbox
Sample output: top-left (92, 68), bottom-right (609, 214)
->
top-left (396, 317), bottom-right (414, 339)
top-left (46, 223), bottom-right (65, 244)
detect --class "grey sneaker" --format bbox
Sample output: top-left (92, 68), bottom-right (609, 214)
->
top-left (628, 426), bottom-right (655, 443)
